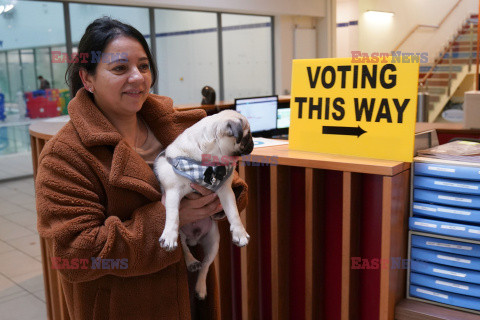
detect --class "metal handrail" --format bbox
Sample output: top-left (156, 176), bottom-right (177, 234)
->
top-left (419, 19), bottom-right (477, 91)
top-left (393, 0), bottom-right (463, 51)
top-left (395, 0), bottom-right (465, 96)
top-left (419, 38), bottom-right (456, 90)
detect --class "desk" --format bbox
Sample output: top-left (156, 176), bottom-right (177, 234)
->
top-left (394, 122), bottom-right (480, 320)
top-left (30, 116), bottom-right (411, 320)
top-left (175, 95), bottom-right (291, 114)
top-left (415, 122), bottom-right (480, 145)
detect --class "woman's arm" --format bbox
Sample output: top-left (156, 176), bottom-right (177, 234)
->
top-left (36, 142), bottom-right (181, 283)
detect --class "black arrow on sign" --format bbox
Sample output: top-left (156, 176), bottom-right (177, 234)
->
top-left (322, 125), bottom-right (367, 137)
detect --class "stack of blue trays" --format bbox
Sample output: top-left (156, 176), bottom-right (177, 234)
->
top-left (409, 160), bottom-right (480, 313)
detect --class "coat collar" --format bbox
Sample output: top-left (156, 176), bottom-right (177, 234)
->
top-left (68, 88), bottom-right (206, 201)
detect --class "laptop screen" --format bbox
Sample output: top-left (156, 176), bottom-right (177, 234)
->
top-left (234, 96), bottom-right (278, 136)
top-left (277, 107), bottom-right (290, 129)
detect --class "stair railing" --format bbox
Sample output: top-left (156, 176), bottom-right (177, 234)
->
top-left (419, 38), bottom-right (456, 94)
top-left (393, 0), bottom-right (463, 52)
top-left (395, 0), bottom-right (464, 95)
top-left (469, 22), bottom-right (474, 71)
top-left (448, 45), bottom-right (453, 96)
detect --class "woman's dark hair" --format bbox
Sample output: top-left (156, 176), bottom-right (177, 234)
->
top-left (66, 17), bottom-right (157, 97)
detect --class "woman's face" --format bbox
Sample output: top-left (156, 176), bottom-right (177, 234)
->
top-left (82, 36), bottom-right (152, 119)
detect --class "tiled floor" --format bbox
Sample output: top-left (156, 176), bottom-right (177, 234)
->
top-left (0, 176), bottom-right (47, 320)
top-left (0, 153), bottom-right (34, 181)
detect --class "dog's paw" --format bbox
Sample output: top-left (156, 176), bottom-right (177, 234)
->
top-left (231, 227), bottom-right (250, 247)
top-left (195, 282), bottom-right (207, 300)
top-left (159, 231), bottom-right (178, 251)
top-left (187, 261), bottom-right (202, 272)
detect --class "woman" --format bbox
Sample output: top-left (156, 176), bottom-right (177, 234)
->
top-left (35, 17), bottom-right (247, 319)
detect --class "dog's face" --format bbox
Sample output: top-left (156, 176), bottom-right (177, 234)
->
top-left (215, 110), bottom-right (254, 157)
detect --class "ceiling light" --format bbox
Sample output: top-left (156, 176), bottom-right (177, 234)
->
top-left (365, 10), bottom-right (394, 21)
top-left (0, 5), bottom-right (5, 14)
top-left (4, 4), bottom-right (14, 12)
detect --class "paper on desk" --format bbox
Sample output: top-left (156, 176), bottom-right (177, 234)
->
top-left (43, 115), bottom-right (71, 123)
top-left (253, 137), bottom-right (288, 148)
top-left (417, 140), bottom-right (480, 163)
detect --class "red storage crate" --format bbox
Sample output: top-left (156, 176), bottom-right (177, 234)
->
top-left (25, 90), bottom-right (61, 118)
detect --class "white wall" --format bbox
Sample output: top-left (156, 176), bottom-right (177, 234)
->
top-left (358, 0), bottom-right (478, 60)
top-left (336, 0), bottom-right (358, 58)
top-left (272, 0), bottom-right (336, 95)
top-left (274, 16), bottom-right (318, 95)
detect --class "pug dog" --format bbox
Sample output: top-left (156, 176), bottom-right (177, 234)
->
top-left (153, 109), bottom-right (254, 299)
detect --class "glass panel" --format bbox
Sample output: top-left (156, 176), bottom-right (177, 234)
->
top-left (7, 51), bottom-right (22, 100)
top-left (35, 48), bottom-right (53, 89)
top-left (0, 0), bottom-right (67, 176)
top-left (154, 9), bottom-right (219, 105)
top-left (69, 3), bottom-right (151, 47)
top-left (221, 14), bottom-right (273, 100)
top-left (0, 53), bottom-right (10, 102)
top-left (21, 49), bottom-right (36, 92)
top-left (51, 46), bottom-right (68, 89)
top-left (0, 0), bottom-right (65, 102)
top-left (0, 124), bottom-right (31, 155)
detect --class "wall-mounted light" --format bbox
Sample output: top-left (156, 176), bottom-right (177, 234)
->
top-left (364, 10), bottom-right (394, 22)
top-left (0, 0), bottom-right (16, 15)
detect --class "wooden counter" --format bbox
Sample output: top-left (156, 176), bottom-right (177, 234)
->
top-left (175, 95), bottom-right (291, 112)
top-left (230, 144), bottom-right (411, 320)
top-left (30, 115), bottom-right (411, 320)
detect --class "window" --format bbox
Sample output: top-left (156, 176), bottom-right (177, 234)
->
top-left (69, 3), bottom-right (150, 46)
top-left (0, 0), bottom-right (66, 101)
top-left (0, 1), bottom-right (274, 179)
top-left (221, 14), bottom-right (273, 100)
top-left (154, 9), bottom-right (219, 105)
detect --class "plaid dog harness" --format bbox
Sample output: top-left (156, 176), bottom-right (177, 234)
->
top-left (156, 151), bottom-right (235, 191)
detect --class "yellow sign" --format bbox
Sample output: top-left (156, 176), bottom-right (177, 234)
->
top-left (289, 57), bottom-right (419, 162)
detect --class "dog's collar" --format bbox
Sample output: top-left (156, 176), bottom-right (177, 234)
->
top-left (157, 151), bottom-right (235, 191)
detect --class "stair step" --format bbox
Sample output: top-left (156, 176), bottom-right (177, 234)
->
top-left (451, 46), bottom-right (478, 52)
top-left (426, 86), bottom-right (447, 94)
top-left (424, 79), bottom-right (449, 86)
top-left (454, 40), bottom-right (479, 46)
top-left (456, 34), bottom-right (479, 41)
top-left (439, 58), bottom-right (471, 64)
top-left (459, 30), bottom-right (478, 35)
top-left (419, 65), bottom-right (463, 72)
top-left (419, 73), bottom-right (457, 79)
top-left (428, 95), bottom-right (441, 103)
top-left (442, 52), bottom-right (477, 59)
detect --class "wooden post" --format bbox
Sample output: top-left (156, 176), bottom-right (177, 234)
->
top-left (477, 1), bottom-right (480, 90)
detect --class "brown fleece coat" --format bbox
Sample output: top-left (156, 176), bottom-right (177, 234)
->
top-left (35, 88), bottom-right (248, 320)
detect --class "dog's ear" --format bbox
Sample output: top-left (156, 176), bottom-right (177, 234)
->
top-left (226, 120), bottom-right (243, 143)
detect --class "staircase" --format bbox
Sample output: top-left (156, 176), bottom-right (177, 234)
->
top-left (419, 14), bottom-right (478, 122)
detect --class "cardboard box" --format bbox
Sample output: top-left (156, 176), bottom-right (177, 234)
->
top-left (464, 91), bottom-right (480, 129)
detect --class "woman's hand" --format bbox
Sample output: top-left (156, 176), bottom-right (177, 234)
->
top-left (161, 184), bottom-right (223, 227)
